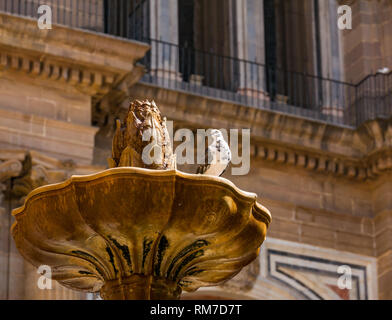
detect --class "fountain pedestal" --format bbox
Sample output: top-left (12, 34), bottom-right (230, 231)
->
top-left (100, 275), bottom-right (181, 300)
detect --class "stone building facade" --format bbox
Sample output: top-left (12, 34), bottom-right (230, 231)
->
top-left (0, 0), bottom-right (391, 300)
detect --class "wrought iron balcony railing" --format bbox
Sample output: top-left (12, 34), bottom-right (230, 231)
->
top-left (139, 38), bottom-right (392, 128)
top-left (0, 0), bottom-right (391, 128)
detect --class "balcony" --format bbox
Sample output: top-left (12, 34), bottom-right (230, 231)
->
top-left (1, 0), bottom-right (391, 128)
top-left (139, 38), bottom-right (392, 128)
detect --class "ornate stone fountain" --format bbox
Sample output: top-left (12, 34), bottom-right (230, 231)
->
top-left (11, 100), bottom-right (271, 300)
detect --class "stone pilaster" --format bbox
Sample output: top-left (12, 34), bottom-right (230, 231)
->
top-left (318, 0), bottom-right (345, 118)
top-left (0, 158), bottom-right (23, 299)
top-left (232, 0), bottom-right (267, 99)
top-left (149, 0), bottom-right (180, 80)
top-left (319, 0), bottom-right (345, 81)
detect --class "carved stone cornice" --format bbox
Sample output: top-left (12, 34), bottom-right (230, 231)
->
top-left (250, 141), bottom-right (392, 181)
top-left (0, 157), bottom-right (24, 204)
top-left (250, 116), bottom-right (392, 181)
top-left (128, 82), bottom-right (392, 181)
top-left (0, 159), bottom-right (23, 183)
top-left (0, 12), bottom-right (150, 98)
top-left (92, 64), bottom-right (146, 128)
top-left (0, 149), bottom-right (104, 176)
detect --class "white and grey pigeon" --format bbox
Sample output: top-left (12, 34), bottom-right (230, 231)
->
top-left (377, 67), bottom-right (390, 74)
top-left (196, 129), bottom-right (231, 176)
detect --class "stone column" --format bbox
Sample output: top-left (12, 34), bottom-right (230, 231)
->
top-left (232, 0), bottom-right (267, 99)
top-left (318, 0), bottom-right (345, 119)
top-left (149, 0), bottom-right (181, 80)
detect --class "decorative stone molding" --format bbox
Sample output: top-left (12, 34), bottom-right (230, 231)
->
top-left (0, 157), bottom-right (24, 210)
top-left (0, 156), bottom-right (24, 208)
top-left (0, 149), bottom-right (104, 190)
top-left (127, 83), bottom-right (392, 181)
top-left (0, 12), bottom-right (150, 99)
top-left (250, 141), bottom-right (392, 181)
top-left (0, 48), bottom-right (114, 97)
top-left (260, 238), bottom-right (378, 300)
top-left (185, 237), bottom-right (379, 300)
top-left (0, 159), bottom-right (23, 182)
top-left (92, 64), bottom-right (147, 128)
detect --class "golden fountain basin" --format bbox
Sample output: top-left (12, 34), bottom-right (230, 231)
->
top-left (12, 167), bottom-right (271, 299)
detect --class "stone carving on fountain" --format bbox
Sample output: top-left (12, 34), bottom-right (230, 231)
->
top-left (108, 99), bottom-right (176, 170)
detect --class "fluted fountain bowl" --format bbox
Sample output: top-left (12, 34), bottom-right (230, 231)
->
top-left (12, 167), bottom-right (271, 300)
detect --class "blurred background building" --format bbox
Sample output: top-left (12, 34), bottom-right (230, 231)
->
top-left (0, 0), bottom-right (391, 300)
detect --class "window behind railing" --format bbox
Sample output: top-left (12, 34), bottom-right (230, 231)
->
top-left (140, 38), bottom-right (360, 126)
top-left (104, 0), bottom-right (149, 40)
top-left (0, 0), bottom-right (390, 127)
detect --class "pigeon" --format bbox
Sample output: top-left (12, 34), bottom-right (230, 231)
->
top-left (196, 129), bottom-right (231, 176)
top-left (377, 67), bottom-right (390, 74)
